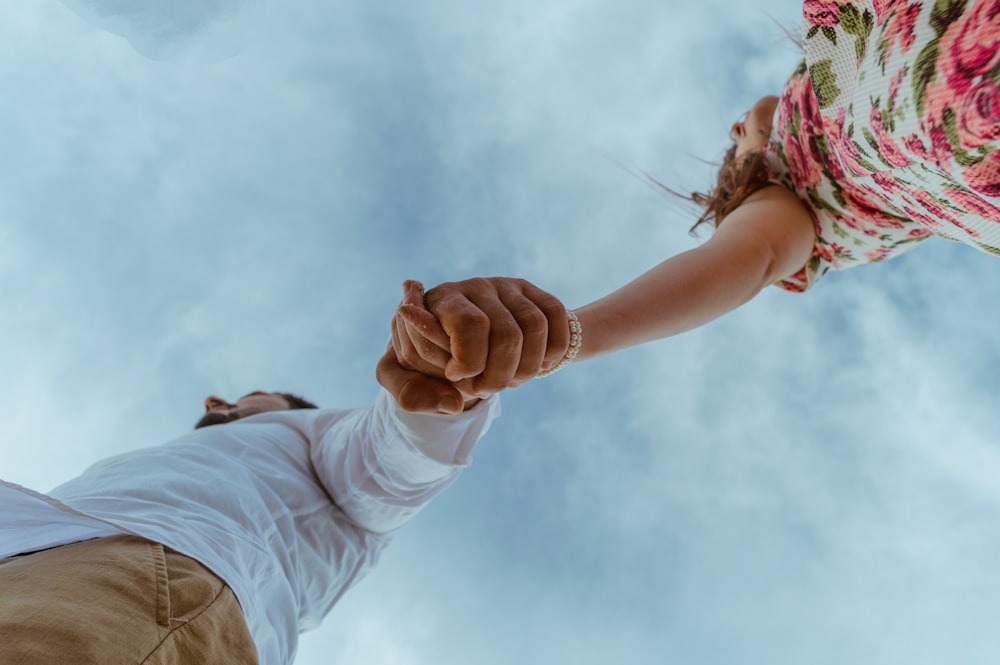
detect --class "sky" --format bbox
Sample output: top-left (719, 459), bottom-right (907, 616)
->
top-left (3, 1), bottom-right (1000, 663)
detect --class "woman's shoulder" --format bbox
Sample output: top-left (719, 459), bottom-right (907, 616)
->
top-left (717, 185), bottom-right (814, 249)
top-left (710, 184), bottom-right (818, 289)
top-left (737, 184), bottom-right (812, 220)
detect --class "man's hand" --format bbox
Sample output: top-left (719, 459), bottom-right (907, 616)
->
top-left (375, 343), bottom-right (474, 415)
top-left (391, 277), bottom-right (569, 398)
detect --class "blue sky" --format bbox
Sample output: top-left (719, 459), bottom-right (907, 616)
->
top-left (4, 1), bottom-right (1000, 663)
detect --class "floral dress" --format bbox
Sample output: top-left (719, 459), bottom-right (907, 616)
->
top-left (767, 0), bottom-right (1000, 292)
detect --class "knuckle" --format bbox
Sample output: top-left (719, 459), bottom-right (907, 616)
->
top-left (471, 377), bottom-right (502, 396)
top-left (469, 277), bottom-right (491, 290)
top-left (497, 277), bottom-right (527, 296)
top-left (397, 347), bottom-right (419, 370)
top-left (374, 359), bottom-right (390, 385)
top-left (516, 308), bottom-right (547, 337)
top-left (454, 378), bottom-right (477, 395)
top-left (424, 281), bottom-right (457, 304)
top-left (456, 310), bottom-right (491, 335)
top-left (396, 384), bottom-right (423, 412)
top-left (489, 321), bottom-right (522, 351)
top-left (542, 299), bottom-right (566, 319)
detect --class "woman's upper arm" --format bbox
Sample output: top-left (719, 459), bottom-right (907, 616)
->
top-left (708, 185), bottom-right (816, 286)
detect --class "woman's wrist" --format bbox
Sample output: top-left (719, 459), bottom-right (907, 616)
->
top-left (537, 310), bottom-right (583, 377)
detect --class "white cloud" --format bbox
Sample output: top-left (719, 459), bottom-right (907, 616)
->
top-left (57, 0), bottom-right (265, 62)
top-left (5, 1), bottom-right (1000, 663)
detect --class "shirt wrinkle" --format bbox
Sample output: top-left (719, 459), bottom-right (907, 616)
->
top-left (0, 389), bottom-right (499, 665)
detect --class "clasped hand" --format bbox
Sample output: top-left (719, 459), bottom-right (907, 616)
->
top-left (377, 277), bottom-right (569, 414)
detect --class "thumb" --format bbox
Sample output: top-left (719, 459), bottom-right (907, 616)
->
top-left (376, 345), bottom-right (465, 415)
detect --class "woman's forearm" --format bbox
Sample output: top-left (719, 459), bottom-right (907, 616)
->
top-left (573, 242), bottom-right (773, 360)
top-left (571, 187), bottom-right (816, 361)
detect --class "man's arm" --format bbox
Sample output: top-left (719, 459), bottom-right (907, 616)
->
top-left (310, 388), bottom-right (499, 535)
top-left (311, 277), bottom-right (566, 534)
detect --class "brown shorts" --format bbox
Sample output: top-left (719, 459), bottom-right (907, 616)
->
top-left (0, 534), bottom-right (259, 665)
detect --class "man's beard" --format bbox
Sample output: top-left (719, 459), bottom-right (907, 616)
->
top-left (194, 410), bottom-right (244, 430)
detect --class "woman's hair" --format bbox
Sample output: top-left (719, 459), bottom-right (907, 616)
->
top-left (685, 145), bottom-right (773, 234)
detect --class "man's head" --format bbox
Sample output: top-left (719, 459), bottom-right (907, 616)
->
top-left (195, 391), bottom-right (318, 429)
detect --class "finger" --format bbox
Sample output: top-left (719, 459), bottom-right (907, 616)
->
top-left (396, 279), bottom-right (450, 350)
top-left (391, 316), bottom-right (404, 367)
top-left (451, 376), bottom-right (478, 398)
top-left (392, 314), bottom-right (418, 371)
top-left (399, 312), bottom-right (451, 370)
top-left (398, 279), bottom-right (450, 355)
top-left (521, 282), bottom-right (570, 371)
top-left (376, 345), bottom-right (465, 415)
top-left (393, 314), bottom-right (452, 378)
top-left (495, 287), bottom-right (550, 386)
top-left (400, 279), bottom-right (426, 306)
top-left (397, 304), bottom-right (450, 354)
top-left (426, 287), bottom-right (493, 382)
top-left (465, 293), bottom-right (524, 396)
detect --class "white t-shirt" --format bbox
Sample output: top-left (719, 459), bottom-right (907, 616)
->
top-left (0, 389), bottom-right (499, 665)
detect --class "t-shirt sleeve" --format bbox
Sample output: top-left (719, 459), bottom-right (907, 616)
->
top-left (309, 389), bottom-right (500, 535)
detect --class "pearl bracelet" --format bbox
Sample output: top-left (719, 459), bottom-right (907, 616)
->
top-left (537, 310), bottom-right (582, 377)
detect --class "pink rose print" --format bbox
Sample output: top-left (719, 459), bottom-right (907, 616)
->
top-left (870, 106), bottom-right (911, 168)
top-left (829, 243), bottom-right (849, 259)
top-left (956, 79), bottom-right (1000, 150)
top-left (785, 133), bottom-right (825, 190)
top-left (912, 189), bottom-right (966, 228)
top-left (814, 244), bottom-right (834, 262)
top-left (963, 150), bottom-right (1000, 197)
top-left (827, 109), bottom-right (872, 176)
top-left (804, 0), bottom-right (840, 26)
top-left (815, 241), bottom-right (849, 264)
top-left (779, 74), bottom-right (827, 188)
top-left (918, 78), bottom-right (957, 165)
top-left (813, 238), bottom-right (858, 266)
top-left (873, 0), bottom-right (905, 25)
top-left (819, 118), bottom-right (847, 181)
top-left (779, 267), bottom-right (809, 293)
top-left (865, 247), bottom-right (895, 261)
top-left (902, 134), bottom-right (931, 161)
top-left (902, 205), bottom-right (944, 230)
top-left (780, 69), bottom-right (824, 142)
top-left (887, 68), bottom-right (905, 113)
top-left (937, 0), bottom-right (1000, 95)
top-left (796, 81), bottom-right (838, 181)
top-left (881, 2), bottom-right (920, 59)
top-left (798, 74), bottom-right (824, 133)
top-left (769, 0), bottom-right (1000, 290)
top-left (947, 188), bottom-right (1000, 222)
top-left (922, 0), bottom-right (1000, 158)
top-left (871, 171), bottom-right (904, 198)
top-left (843, 185), bottom-right (907, 228)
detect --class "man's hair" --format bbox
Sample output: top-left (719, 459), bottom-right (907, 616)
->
top-left (194, 392), bottom-right (319, 430)
top-left (274, 392), bottom-right (318, 410)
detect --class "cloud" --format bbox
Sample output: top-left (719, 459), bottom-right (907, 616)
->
top-left (57, 0), bottom-right (265, 62)
top-left (7, 1), bottom-right (1000, 664)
